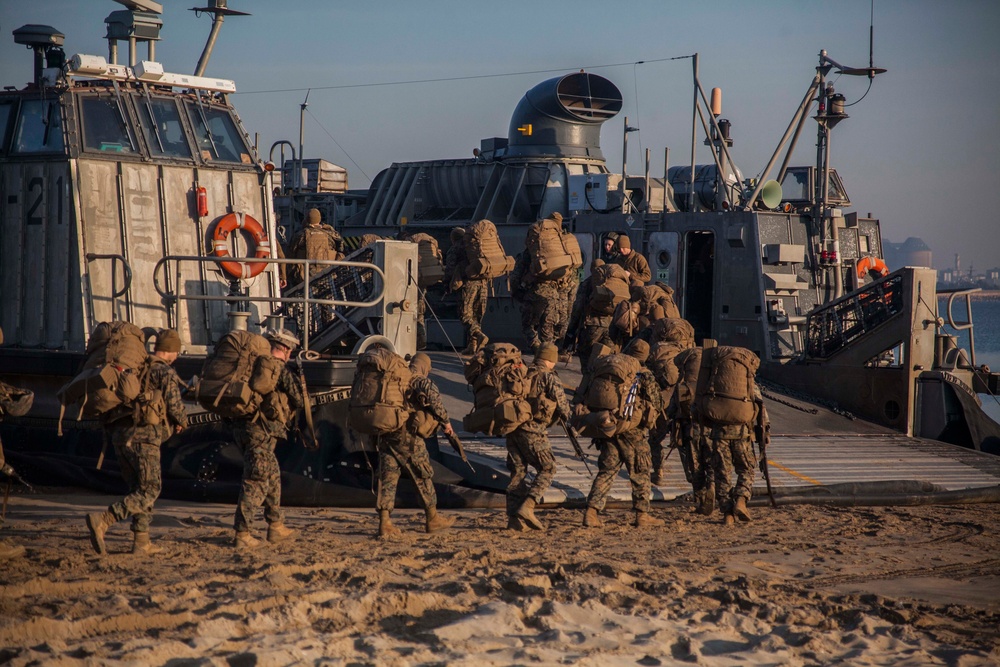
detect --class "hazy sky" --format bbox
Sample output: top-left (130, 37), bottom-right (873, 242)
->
top-left (2, 0), bottom-right (998, 271)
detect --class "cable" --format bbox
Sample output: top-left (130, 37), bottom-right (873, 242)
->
top-left (235, 55), bottom-right (693, 96)
top-left (304, 108), bottom-right (371, 182)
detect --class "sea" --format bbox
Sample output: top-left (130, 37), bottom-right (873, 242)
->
top-left (939, 293), bottom-right (1000, 423)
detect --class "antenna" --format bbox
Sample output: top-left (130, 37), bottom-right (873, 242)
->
top-left (190, 0), bottom-right (250, 77)
top-left (834, 0), bottom-right (886, 79)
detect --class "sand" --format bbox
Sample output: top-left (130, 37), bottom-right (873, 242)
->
top-left (0, 491), bottom-right (998, 666)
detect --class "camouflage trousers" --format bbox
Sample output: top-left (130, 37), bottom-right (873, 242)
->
top-left (233, 419), bottom-right (283, 534)
top-left (458, 279), bottom-right (489, 340)
top-left (703, 422), bottom-right (757, 515)
top-left (554, 281), bottom-right (579, 345)
top-left (520, 282), bottom-right (565, 349)
top-left (505, 424), bottom-right (557, 515)
top-left (586, 429), bottom-right (652, 513)
top-left (416, 292), bottom-right (427, 350)
top-left (376, 430), bottom-right (437, 512)
top-left (107, 423), bottom-right (162, 534)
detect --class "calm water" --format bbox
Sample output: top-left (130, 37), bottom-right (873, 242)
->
top-left (939, 295), bottom-right (1000, 422)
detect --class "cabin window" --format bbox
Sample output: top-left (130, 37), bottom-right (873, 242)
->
top-left (184, 101), bottom-right (251, 164)
top-left (780, 167), bottom-right (811, 201)
top-left (11, 99), bottom-right (65, 154)
top-left (0, 99), bottom-right (16, 153)
top-left (80, 96), bottom-right (136, 154)
top-left (138, 97), bottom-right (192, 159)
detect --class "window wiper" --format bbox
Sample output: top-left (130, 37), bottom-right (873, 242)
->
top-left (110, 79), bottom-right (136, 152)
top-left (140, 84), bottom-right (164, 153)
top-left (193, 93), bottom-right (218, 159)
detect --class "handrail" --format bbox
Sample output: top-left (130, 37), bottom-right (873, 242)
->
top-left (85, 253), bottom-right (133, 321)
top-left (943, 287), bottom-right (980, 367)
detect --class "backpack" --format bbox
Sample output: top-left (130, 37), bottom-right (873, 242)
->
top-left (611, 300), bottom-right (640, 339)
top-left (526, 365), bottom-right (558, 426)
top-left (348, 348), bottom-right (412, 435)
top-left (196, 330), bottom-right (271, 418)
top-left (0, 380), bottom-right (33, 418)
top-left (462, 343), bottom-right (532, 436)
top-left (410, 232), bottom-right (446, 288)
top-left (636, 284), bottom-right (680, 320)
top-left (589, 264), bottom-right (631, 315)
top-left (651, 317), bottom-right (695, 346)
top-left (674, 347), bottom-right (702, 415)
top-left (464, 219), bottom-right (515, 280)
top-left (571, 353), bottom-right (643, 437)
top-left (696, 345), bottom-right (760, 425)
top-left (649, 340), bottom-right (689, 406)
top-left (526, 218), bottom-right (583, 280)
top-left (58, 321), bottom-right (148, 422)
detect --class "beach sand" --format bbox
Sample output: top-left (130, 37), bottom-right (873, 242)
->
top-left (0, 491), bottom-right (998, 665)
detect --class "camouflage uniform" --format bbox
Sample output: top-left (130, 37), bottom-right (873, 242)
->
top-left (233, 361), bottom-right (303, 535)
top-left (703, 421), bottom-right (757, 516)
top-left (586, 371), bottom-right (662, 513)
top-left (445, 238), bottom-right (488, 347)
top-left (406, 232), bottom-right (442, 350)
top-left (566, 274), bottom-right (613, 363)
top-left (104, 358), bottom-right (188, 534)
top-left (288, 222), bottom-right (343, 285)
top-left (505, 362), bottom-right (572, 517)
top-left (511, 248), bottom-right (568, 351)
top-left (376, 375), bottom-right (448, 512)
top-left (554, 269), bottom-right (581, 347)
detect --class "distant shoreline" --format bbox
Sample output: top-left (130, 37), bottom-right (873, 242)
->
top-left (937, 289), bottom-right (1000, 300)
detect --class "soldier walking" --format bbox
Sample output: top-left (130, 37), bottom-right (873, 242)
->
top-left (86, 329), bottom-right (188, 555)
top-left (506, 344), bottom-right (572, 532)
top-left (232, 329), bottom-right (303, 548)
top-left (565, 259), bottom-right (614, 363)
top-left (287, 207), bottom-right (344, 286)
top-left (445, 227), bottom-right (489, 354)
top-left (582, 339), bottom-right (665, 528)
top-left (376, 353), bottom-right (456, 538)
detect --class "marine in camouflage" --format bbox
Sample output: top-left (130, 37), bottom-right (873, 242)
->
top-left (704, 422), bottom-right (757, 516)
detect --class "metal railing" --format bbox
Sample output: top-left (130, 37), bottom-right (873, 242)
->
top-left (153, 254), bottom-right (385, 351)
top-left (805, 272), bottom-right (905, 359)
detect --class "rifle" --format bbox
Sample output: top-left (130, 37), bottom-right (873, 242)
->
top-left (559, 419), bottom-right (593, 476)
top-left (754, 404), bottom-right (776, 508)
top-left (293, 354), bottom-right (319, 450)
top-left (444, 429), bottom-right (476, 473)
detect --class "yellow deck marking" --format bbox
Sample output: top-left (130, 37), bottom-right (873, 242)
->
top-left (767, 458), bottom-right (822, 486)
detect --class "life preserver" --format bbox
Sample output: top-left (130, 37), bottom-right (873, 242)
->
top-left (856, 256), bottom-right (889, 280)
top-left (211, 212), bottom-right (271, 280)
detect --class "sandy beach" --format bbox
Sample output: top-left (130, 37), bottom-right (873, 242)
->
top-left (0, 490), bottom-right (998, 665)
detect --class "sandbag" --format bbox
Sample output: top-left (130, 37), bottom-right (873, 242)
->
top-left (197, 330), bottom-right (271, 418)
top-left (696, 345), bottom-right (760, 425)
top-left (348, 348), bottom-right (412, 435)
top-left (464, 219), bottom-right (515, 280)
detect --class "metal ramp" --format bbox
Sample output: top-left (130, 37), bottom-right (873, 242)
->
top-left (806, 271), bottom-right (906, 360)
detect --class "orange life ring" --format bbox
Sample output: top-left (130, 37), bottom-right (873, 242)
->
top-left (211, 212), bottom-right (271, 280)
top-left (856, 256), bottom-right (889, 280)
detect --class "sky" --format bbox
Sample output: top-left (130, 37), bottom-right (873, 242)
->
top-left (1, 0), bottom-right (998, 272)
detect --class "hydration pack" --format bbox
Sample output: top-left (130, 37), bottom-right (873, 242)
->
top-left (58, 321), bottom-right (149, 423)
top-left (526, 217), bottom-right (583, 280)
top-left (196, 330), bottom-right (272, 418)
top-left (696, 345), bottom-right (760, 425)
top-left (589, 263), bottom-right (631, 316)
top-left (348, 348), bottom-right (412, 435)
top-left (462, 343), bottom-right (532, 436)
top-left (463, 219), bottom-right (515, 280)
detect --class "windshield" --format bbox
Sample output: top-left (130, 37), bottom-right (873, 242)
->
top-left (80, 95), bottom-right (136, 154)
top-left (12, 98), bottom-right (65, 154)
top-left (138, 96), bottom-right (192, 159)
top-left (184, 101), bottom-right (251, 163)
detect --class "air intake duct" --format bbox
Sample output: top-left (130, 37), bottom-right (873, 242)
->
top-left (505, 72), bottom-right (622, 160)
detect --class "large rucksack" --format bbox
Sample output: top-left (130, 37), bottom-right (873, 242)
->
top-left (348, 348), bottom-right (412, 435)
top-left (464, 219), bottom-right (515, 280)
top-left (651, 317), bottom-right (695, 346)
top-left (696, 345), bottom-right (760, 425)
top-left (462, 343), bottom-right (532, 436)
top-left (674, 347), bottom-right (702, 416)
top-left (58, 321), bottom-right (149, 422)
top-left (636, 283), bottom-right (681, 321)
top-left (196, 330), bottom-right (272, 418)
top-left (410, 232), bottom-right (446, 288)
top-left (526, 218), bottom-right (583, 280)
top-left (589, 264), bottom-right (631, 316)
top-left (649, 340), bottom-right (689, 406)
top-left (571, 353), bottom-right (644, 437)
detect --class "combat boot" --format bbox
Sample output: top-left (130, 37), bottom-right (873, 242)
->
top-left (267, 522), bottom-right (296, 543)
top-left (234, 531), bottom-right (260, 549)
top-left (515, 497), bottom-right (545, 531)
top-left (425, 508), bottom-right (456, 533)
top-left (460, 339), bottom-right (477, 355)
top-left (474, 330), bottom-right (490, 352)
top-left (723, 514), bottom-right (736, 527)
top-left (378, 510), bottom-right (402, 538)
top-left (733, 496), bottom-right (752, 522)
top-left (506, 514), bottom-right (528, 532)
top-left (86, 510), bottom-right (116, 555)
top-left (650, 468), bottom-right (663, 486)
top-left (131, 532), bottom-right (162, 555)
top-left (698, 487), bottom-right (716, 516)
top-left (583, 507), bottom-right (602, 527)
top-left (633, 511), bottom-right (665, 528)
